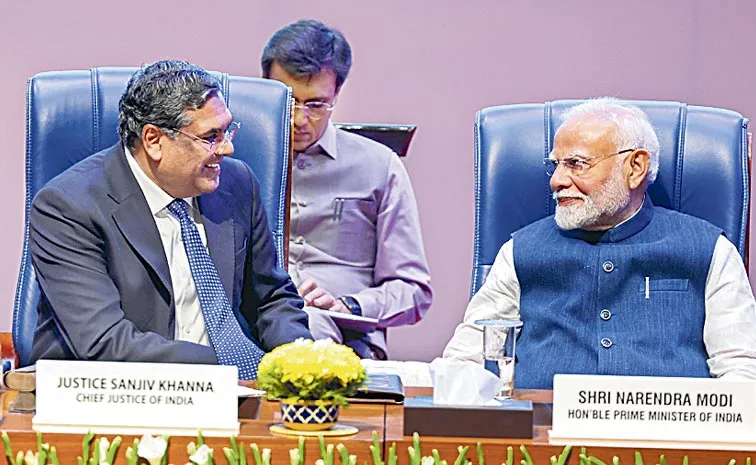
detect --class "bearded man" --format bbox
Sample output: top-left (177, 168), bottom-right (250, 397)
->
top-left (443, 98), bottom-right (756, 388)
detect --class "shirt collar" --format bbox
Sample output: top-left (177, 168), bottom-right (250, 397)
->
top-left (124, 144), bottom-right (195, 216)
top-left (303, 121), bottom-right (338, 159)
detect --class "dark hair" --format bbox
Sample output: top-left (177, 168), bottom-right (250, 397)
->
top-left (118, 59), bottom-right (222, 149)
top-left (261, 19), bottom-right (352, 91)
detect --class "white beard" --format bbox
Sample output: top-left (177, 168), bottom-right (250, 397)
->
top-left (553, 165), bottom-right (631, 230)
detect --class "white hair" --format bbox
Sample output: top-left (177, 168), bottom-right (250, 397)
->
top-left (559, 97), bottom-right (661, 184)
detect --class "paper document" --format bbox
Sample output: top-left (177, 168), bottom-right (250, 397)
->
top-left (361, 360), bottom-right (432, 387)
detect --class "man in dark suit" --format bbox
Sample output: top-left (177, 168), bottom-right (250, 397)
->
top-left (28, 60), bottom-right (311, 378)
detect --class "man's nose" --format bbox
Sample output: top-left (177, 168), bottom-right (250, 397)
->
top-left (292, 107), bottom-right (308, 127)
top-left (549, 164), bottom-right (572, 192)
top-left (216, 139), bottom-right (234, 157)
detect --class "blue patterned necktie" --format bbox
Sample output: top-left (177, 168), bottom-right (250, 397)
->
top-left (167, 199), bottom-right (265, 379)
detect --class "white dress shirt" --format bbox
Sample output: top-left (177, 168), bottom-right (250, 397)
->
top-left (125, 147), bottom-right (210, 345)
top-left (443, 235), bottom-right (756, 380)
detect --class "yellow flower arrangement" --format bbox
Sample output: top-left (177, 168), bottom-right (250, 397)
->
top-left (257, 338), bottom-right (367, 406)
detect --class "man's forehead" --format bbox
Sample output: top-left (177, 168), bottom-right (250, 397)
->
top-left (184, 95), bottom-right (232, 129)
top-left (554, 118), bottom-right (617, 152)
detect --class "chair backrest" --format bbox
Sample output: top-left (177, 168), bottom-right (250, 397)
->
top-left (471, 100), bottom-right (750, 297)
top-left (333, 123), bottom-right (417, 157)
top-left (14, 67), bottom-right (293, 366)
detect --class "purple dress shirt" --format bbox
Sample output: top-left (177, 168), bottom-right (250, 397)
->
top-left (289, 122), bottom-right (433, 358)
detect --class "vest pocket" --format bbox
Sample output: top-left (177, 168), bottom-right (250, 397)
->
top-left (639, 278), bottom-right (689, 293)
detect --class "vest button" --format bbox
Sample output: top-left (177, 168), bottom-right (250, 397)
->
top-left (602, 261), bottom-right (615, 273)
top-left (600, 337), bottom-right (613, 348)
top-left (600, 309), bottom-right (611, 320)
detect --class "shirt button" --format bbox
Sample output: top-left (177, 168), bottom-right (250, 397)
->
top-left (600, 309), bottom-right (611, 321)
top-left (296, 261), bottom-right (304, 270)
top-left (294, 236), bottom-right (305, 245)
top-left (183, 327), bottom-right (191, 335)
top-left (297, 159), bottom-right (307, 170)
top-left (602, 261), bottom-right (615, 273)
top-left (600, 337), bottom-right (613, 348)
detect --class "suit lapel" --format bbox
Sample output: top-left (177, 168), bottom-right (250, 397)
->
top-left (106, 145), bottom-right (173, 297)
top-left (198, 190), bottom-right (236, 304)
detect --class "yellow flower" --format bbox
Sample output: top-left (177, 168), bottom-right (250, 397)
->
top-left (257, 338), bottom-right (367, 405)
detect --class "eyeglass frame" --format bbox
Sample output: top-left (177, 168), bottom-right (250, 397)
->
top-left (543, 148), bottom-right (636, 177)
top-left (162, 121), bottom-right (241, 154)
top-left (291, 98), bottom-right (335, 121)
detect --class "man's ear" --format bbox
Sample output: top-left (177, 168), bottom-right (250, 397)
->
top-left (626, 149), bottom-right (650, 190)
top-left (142, 124), bottom-right (164, 162)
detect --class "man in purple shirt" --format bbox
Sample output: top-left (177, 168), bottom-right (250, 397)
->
top-left (261, 19), bottom-right (433, 359)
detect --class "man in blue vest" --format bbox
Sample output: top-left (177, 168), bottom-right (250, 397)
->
top-left (443, 98), bottom-right (756, 388)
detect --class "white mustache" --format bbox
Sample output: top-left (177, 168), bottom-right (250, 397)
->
top-left (553, 191), bottom-right (587, 202)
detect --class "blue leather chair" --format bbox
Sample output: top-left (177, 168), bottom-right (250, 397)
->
top-left (471, 100), bottom-right (750, 297)
top-left (13, 67), bottom-right (293, 367)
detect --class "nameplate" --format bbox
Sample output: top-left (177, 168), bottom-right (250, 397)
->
top-left (33, 360), bottom-right (238, 437)
top-left (549, 374), bottom-right (756, 450)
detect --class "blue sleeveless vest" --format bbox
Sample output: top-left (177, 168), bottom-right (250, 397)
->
top-left (512, 197), bottom-right (721, 389)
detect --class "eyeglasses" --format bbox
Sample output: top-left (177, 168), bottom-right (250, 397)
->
top-left (164, 121), bottom-right (241, 154)
top-left (543, 148), bottom-right (635, 177)
top-left (291, 100), bottom-right (334, 121)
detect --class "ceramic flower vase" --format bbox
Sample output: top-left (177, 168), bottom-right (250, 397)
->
top-left (280, 399), bottom-right (340, 431)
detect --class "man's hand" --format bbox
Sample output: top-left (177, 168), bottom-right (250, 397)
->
top-left (297, 279), bottom-right (350, 314)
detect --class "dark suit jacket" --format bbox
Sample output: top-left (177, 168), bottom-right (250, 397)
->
top-left (29, 144), bottom-right (311, 364)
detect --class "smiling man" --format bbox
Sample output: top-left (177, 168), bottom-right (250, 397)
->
top-left (443, 97), bottom-right (756, 387)
top-left (29, 60), bottom-right (312, 378)
top-left (261, 20), bottom-right (432, 359)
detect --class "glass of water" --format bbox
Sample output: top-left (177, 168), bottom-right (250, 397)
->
top-left (475, 319), bottom-right (522, 399)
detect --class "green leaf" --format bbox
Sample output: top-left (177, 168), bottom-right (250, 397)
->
top-left (161, 435), bottom-right (171, 465)
top-left (338, 444), bottom-right (350, 465)
top-left (519, 445), bottom-right (534, 465)
top-left (81, 431), bottom-right (95, 465)
top-left (432, 449), bottom-right (442, 465)
top-left (320, 435), bottom-right (329, 464)
top-left (90, 436), bottom-right (101, 465)
top-left (240, 444), bottom-right (248, 465)
top-left (388, 443), bottom-right (397, 465)
top-left (612, 457), bottom-right (619, 465)
top-left (298, 436), bottom-right (306, 465)
top-left (506, 446), bottom-right (514, 465)
top-left (454, 446), bottom-right (469, 465)
top-left (369, 441), bottom-right (382, 465)
top-left (587, 457), bottom-right (607, 465)
top-left (557, 445), bottom-right (572, 465)
top-left (224, 447), bottom-right (237, 465)
top-left (2, 431), bottom-right (15, 464)
top-left (50, 446), bottom-right (60, 465)
top-left (197, 430), bottom-right (205, 447)
top-left (476, 442), bottom-right (485, 465)
top-left (252, 443), bottom-right (263, 465)
top-left (106, 437), bottom-right (122, 465)
top-left (727, 460), bottom-right (736, 465)
top-left (634, 451), bottom-right (643, 465)
top-left (329, 445), bottom-right (337, 465)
